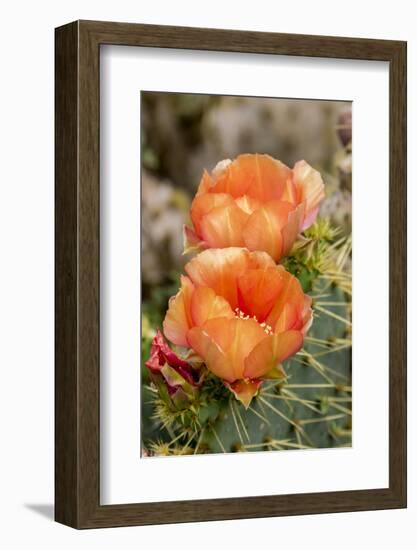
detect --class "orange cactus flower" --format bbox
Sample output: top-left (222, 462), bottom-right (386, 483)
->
top-left (184, 154), bottom-right (325, 262)
top-left (163, 248), bottom-right (312, 407)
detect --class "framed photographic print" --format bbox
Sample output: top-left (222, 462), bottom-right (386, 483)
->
top-left (55, 20), bottom-right (407, 528)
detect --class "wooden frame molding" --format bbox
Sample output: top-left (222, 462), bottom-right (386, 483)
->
top-left (55, 20), bottom-right (407, 528)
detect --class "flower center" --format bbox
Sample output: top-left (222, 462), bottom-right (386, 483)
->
top-left (234, 308), bottom-right (273, 335)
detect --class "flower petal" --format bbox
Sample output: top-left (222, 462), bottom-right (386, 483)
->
top-left (210, 154), bottom-right (291, 202)
top-left (266, 270), bottom-right (307, 333)
top-left (280, 202), bottom-right (305, 257)
top-left (225, 318), bottom-right (268, 380)
top-left (281, 175), bottom-right (298, 205)
top-left (273, 303), bottom-right (298, 333)
top-left (302, 207), bottom-right (320, 230)
top-left (190, 286), bottom-right (234, 327)
top-left (234, 194), bottom-right (262, 214)
top-left (244, 330), bottom-right (303, 379)
top-left (247, 250), bottom-right (277, 270)
top-left (225, 379), bottom-right (262, 408)
top-left (163, 276), bottom-right (195, 347)
top-left (242, 200), bottom-right (294, 262)
top-left (275, 295), bottom-right (313, 334)
top-left (208, 157), bottom-right (251, 198)
top-left (293, 160), bottom-right (325, 230)
top-left (187, 323), bottom-right (235, 382)
top-left (212, 158), bottom-right (232, 177)
top-left (146, 329), bottom-right (191, 372)
top-left (185, 248), bottom-right (251, 310)
top-left (300, 295), bottom-right (313, 335)
top-left (183, 224), bottom-right (206, 255)
top-left (237, 267), bottom-right (284, 323)
top-left (190, 192), bottom-right (234, 236)
top-left (188, 317), bottom-right (267, 381)
top-left (196, 169), bottom-right (214, 196)
top-left (213, 154), bottom-right (291, 202)
top-left (200, 203), bottom-right (249, 248)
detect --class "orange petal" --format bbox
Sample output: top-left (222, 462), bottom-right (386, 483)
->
top-left (209, 157), bottom-right (251, 198)
top-left (264, 200), bottom-right (295, 226)
top-left (225, 379), bottom-right (262, 408)
top-left (241, 154), bottom-right (291, 201)
top-left (185, 248), bottom-right (251, 310)
top-left (244, 330), bottom-right (303, 379)
top-left (247, 250), bottom-right (277, 270)
top-left (298, 295), bottom-right (313, 334)
top-left (190, 286), bottom-right (234, 327)
top-left (274, 303), bottom-right (298, 333)
top-left (293, 160), bottom-right (325, 230)
top-left (212, 159), bottom-right (232, 178)
top-left (200, 203), bottom-right (249, 248)
top-left (196, 169), bottom-right (214, 196)
top-left (280, 203), bottom-right (305, 257)
top-left (283, 295), bottom-right (313, 333)
top-left (225, 318), bottom-right (268, 380)
top-left (210, 154), bottom-right (291, 202)
top-left (183, 224), bottom-right (206, 255)
top-left (235, 194), bottom-right (262, 214)
top-left (237, 266), bottom-right (284, 322)
top-left (302, 207), bottom-right (320, 230)
top-left (187, 324), bottom-right (235, 382)
top-left (163, 276), bottom-right (195, 347)
top-left (190, 192), bottom-right (234, 236)
top-left (281, 175), bottom-right (298, 205)
top-left (188, 317), bottom-right (267, 381)
top-left (266, 270), bottom-right (307, 333)
top-left (242, 200), bottom-right (294, 262)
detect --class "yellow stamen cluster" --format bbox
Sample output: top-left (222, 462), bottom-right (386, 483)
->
top-left (259, 322), bottom-right (273, 336)
top-left (234, 307), bottom-right (251, 320)
top-left (234, 308), bottom-right (273, 335)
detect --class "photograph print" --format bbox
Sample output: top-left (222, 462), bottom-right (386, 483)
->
top-left (140, 91), bottom-right (352, 457)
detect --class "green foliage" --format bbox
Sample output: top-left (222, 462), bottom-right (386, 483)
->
top-left (284, 259), bottom-right (319, 292)
top-left (282, 219), bottom-right (342, 292)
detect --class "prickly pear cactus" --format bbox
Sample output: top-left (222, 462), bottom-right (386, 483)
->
top-left (141, 221), bottom-right (352, 456)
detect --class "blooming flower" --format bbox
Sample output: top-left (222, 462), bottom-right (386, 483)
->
top-left (145, 329), bottom-right (201, 409)
top-left (163, 248), bottom-right (312, 406)
top-left (184, 154), bottom-right (325, 262)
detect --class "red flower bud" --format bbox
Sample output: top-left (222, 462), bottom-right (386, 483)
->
top-left (146, 329), bottom-right (199, 385)
top-left (145, 330), bottom-right (201, 408)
